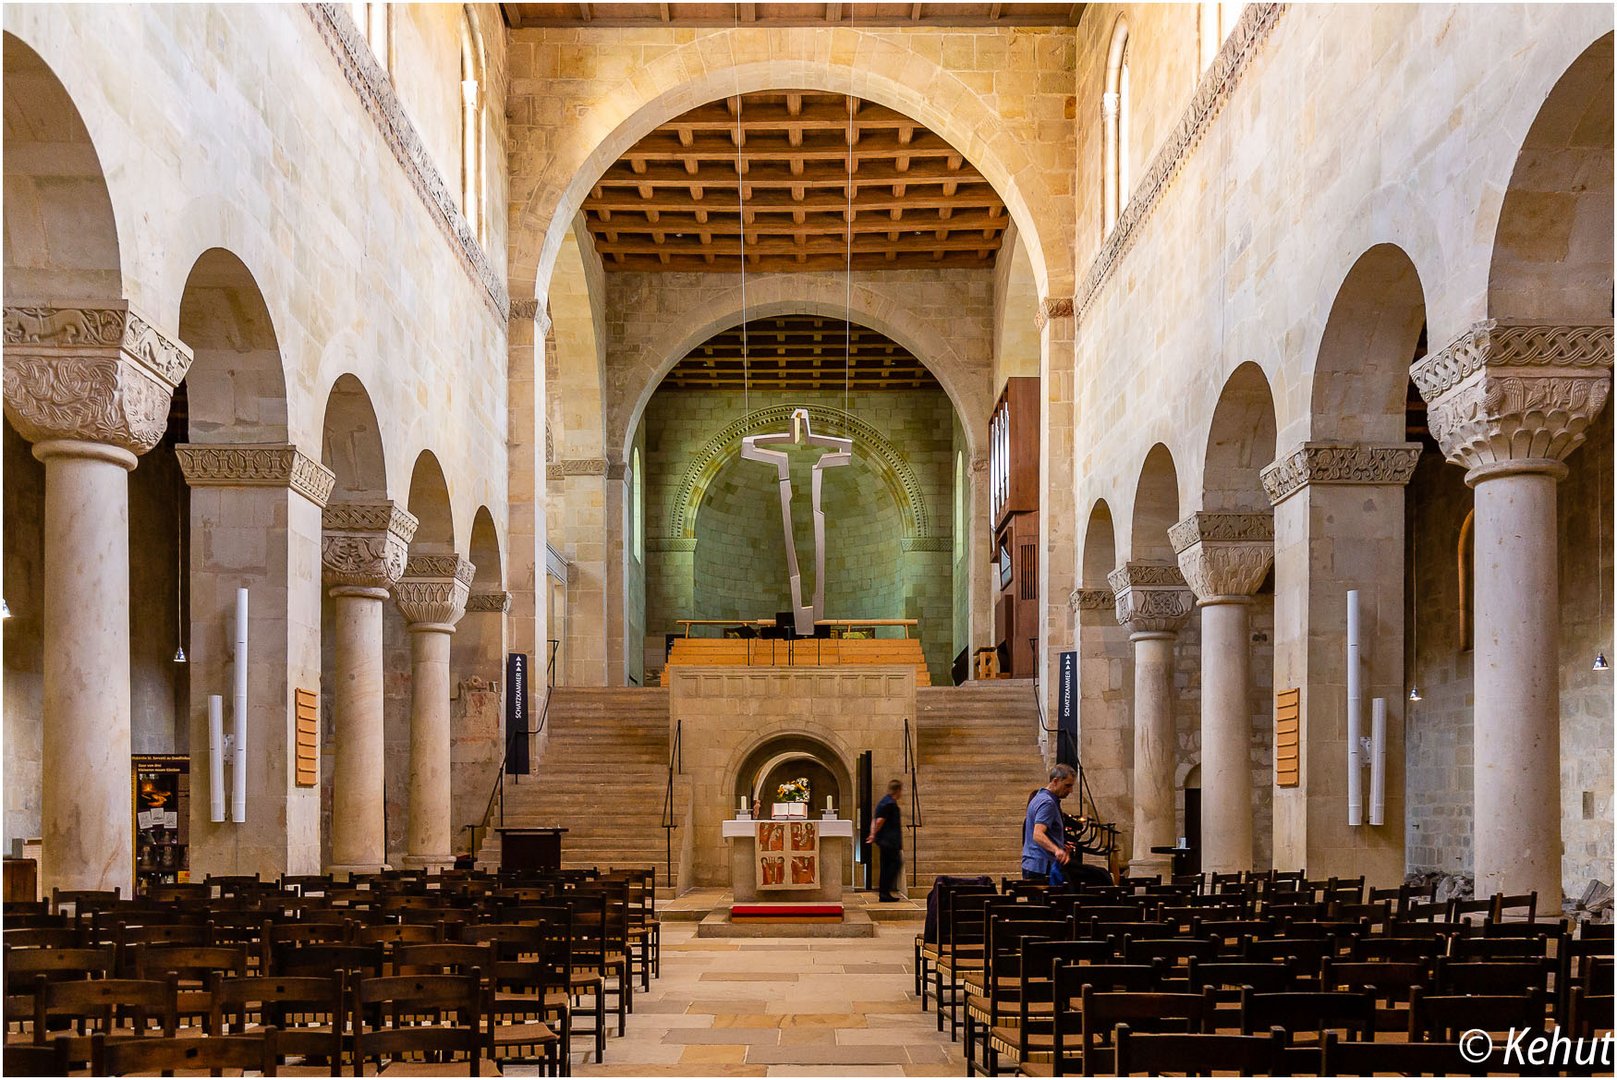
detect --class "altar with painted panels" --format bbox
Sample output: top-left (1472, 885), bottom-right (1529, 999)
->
top-left (722, 817), bottom-right (853, 903)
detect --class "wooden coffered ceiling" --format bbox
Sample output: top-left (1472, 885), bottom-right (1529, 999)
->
top-left (581, 90), bottom-right (1008, 273)
top-left (662, 315), bottom-right (939, 390)
top-left (503, 4), bottom-right (1083, 28)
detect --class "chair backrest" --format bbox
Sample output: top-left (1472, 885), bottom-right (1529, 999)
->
top-left (1238, 987), bottom-right (1375, 1040)
top-left (1319, 1031), bottom-right (1486, 1076)
top-left (350, 972), bottom-right (484, 1073)
top-left (1186, 957), bottom-right (1299, 996)
top-left (1122, 935), bottom-right (1222, 969)
top-left (2, 1037), bottom-right (69, 1077)
top-left (1318, 957), bottom-right (1429, 1000)
top-left (1433, 956), bottom-right (1556, 998)
top-left (1349, 934), bottom-right (1448, 963)
top-left (1494, 891), bottom-right (1537, 923)
top-left (93, 1030), bottom-right (276, 1076)
top-left (393, 942), bottom-right (496, 977)
top-left (50, 888), bottom-right (120, 917)
top-left (1243, 936), bottom-right (1333, 970)
top-left (36, 977), bottom-right (176, 1037)
top-left (270, 941), bottom-right (383, 978)
top-left (4, 945), bottom-right (114, 994)
top-left (4, 927), bottom-right (84, 950)
top-left (355, 922), bottom-right (442, 947)
top-left (1080, 987), bottom-right (1215, 1074)
top-left (1113, 1023), bottom-right (1288, 1077)
top-left (1408, 986), bottom-right (1547, 1039)
top-left (1448, 934), bottom-right (1551, 960)
top-left (133, 943), bottom-right (249, 985)
top-left (210, 971), bottom-right (344, 1064)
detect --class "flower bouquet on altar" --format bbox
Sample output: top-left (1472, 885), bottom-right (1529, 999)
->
top-left (772, 777), bottom-right (810, 819)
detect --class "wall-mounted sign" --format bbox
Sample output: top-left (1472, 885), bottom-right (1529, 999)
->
top-left (505, 652), bottom-right (530, 775)
top-left (1057, 650), bottom-right (1078, 767)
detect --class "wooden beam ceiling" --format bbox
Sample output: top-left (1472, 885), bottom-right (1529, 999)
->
top-left (503, 3), bottom-right (1082, 27)
top-left (661, 315), bottom-right (941, 391)
top-left (584, 90), bottom-right (1008, 272)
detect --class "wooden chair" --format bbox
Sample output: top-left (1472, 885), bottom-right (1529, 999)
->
top-left (271, 942), bottom-right (384, 980)
top-left (963, 922), bottom-right (1067, 1076)
top-left (4, 945), bottom-right (115, 1041)
top-left (986, 941), bottom-right (1116, 1077)
top-left (350, 972), bottom-right (489, 1076)
top-left (566, 887), bottom-right (631, 1038)
top-left (49, 888), bottom-right (120, 918)
top-left (1023, 961), bottom-right (1162, 1077)
top-left (1449, 933), bottom-right (1551, 960)
top-left (393, 942), bottom-right (560, 1073)
top-left (3, 927), bottom-right (84, 950)
top-left (131, 943), bottom-right (249, 1028)
top-left (463, 920), bottom-right (582, 1067)
top-left (1077, 986), bottom-right (1214, 1076)
top-left (1112, 1023), bottom-right (1289, 1077)
top-left (1, 1034), bottom-right (68, 1076)
top-left (93, 1029), bottom-right (277, 1076)
top-left (210, 973), bottom-right (345, 1077)
top-left (1568, 956), bottom-right (1615, 1038)
top-left (1408, 986), bottom-right (1547, 1041)
top-left (357, 923), bottom-right (442, 949)
top-left (1238, 987), bottom-right (1374, 1069)
top-left (33, 977), bottom-right (176, 1071)
top-left (1317, 957), bottom-right (1429, 1032)
top-left (1319, 1031), bottom-right (1486, 1076)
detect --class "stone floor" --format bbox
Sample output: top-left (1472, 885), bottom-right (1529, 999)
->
top-left (564, 917), bottom-right (963, 1076)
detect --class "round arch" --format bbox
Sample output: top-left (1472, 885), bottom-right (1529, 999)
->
top-left (469, 506), bottom-right (503, 590)
top-left (1200, 361), bottom-right (1278, 513)
top-left (406, 450), bottom-right (456, 554)
top-left (614, 282), bottom-right (988, 463)
top-left (1127, 443), bottom-right (1181, 563)
top-left (1082, 499), bottom-right (1118, 588)
top-left (1309, 244), bottom-right (1427, 445)
top-left (513, 39), bottom-right (1067, 304)
top-left (669, 403), bottom-right (931, 543)
top-left (320, 373), bottom-right (389, 499)
top-left (177, 248), bottom-right (288, 444)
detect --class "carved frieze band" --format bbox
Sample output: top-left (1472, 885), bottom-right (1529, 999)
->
top-left (396, 555), bottom-right (474, 627)
top-left (465, 591), bottom-right (513, 613)
top-left (1413, 321), bottom-right (1613, 475)
top-left (1171, 512), bottom-right (1274, 602)
top-left (4, 302), bottom-right (194, 454)
top-left (901, 535), bottom-right (953, 553)
top-left (302, 4), bottom-right (508, 321)
top-left (1260, 442), bottom-right (1421, 506)
top-left (648, 536), bottom-right (699, 553)
top-left (1108, 562), bottom-right (1195, 633)
top-left (547, 457), bottom-right (610, 482)
top-left (1070, 588), bottom-right (1116, 612)
top-left (1033, 297), bottom-right (1076, 333)
top-left (321, 500), bottom-right (419, 590)
top-left (1073, 3), bottom-right (1285, 323)
top-left (175, 443), bottom-right (337, 507)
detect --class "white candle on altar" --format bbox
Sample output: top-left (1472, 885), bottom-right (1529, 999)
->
top-left (825, 796), bottom-right (833, 814)
top-left (739, 797), bottom-right (748, 817)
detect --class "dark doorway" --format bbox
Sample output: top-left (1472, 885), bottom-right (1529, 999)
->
top-left (1184, 787), bottom-right (1202, 876)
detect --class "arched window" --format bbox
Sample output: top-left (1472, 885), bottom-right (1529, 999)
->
top-left (350, 2), bottom-right (390, 72)
top-left (1102, 19), bottom-right (1131, 237)
top-left (460, 7), bottom-right (488, 246)
top-left (1199, 3), bottom-right (1244, 70)
top-left (631, 448), bottom-right (645, 565)
top-left (953, 451), bottom-right (966, 564)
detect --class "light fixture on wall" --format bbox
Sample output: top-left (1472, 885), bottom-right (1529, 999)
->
top-left (1407, 508), bottom-right (1421, 702)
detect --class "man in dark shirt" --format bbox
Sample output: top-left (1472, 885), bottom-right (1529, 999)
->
top-left (867, 779), bottom-right (904, 901)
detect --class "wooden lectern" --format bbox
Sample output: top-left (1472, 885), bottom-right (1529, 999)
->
top-left (495, 827), bottom-right (568, 873)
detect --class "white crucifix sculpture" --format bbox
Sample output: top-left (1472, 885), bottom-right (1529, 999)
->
top-left (741, 408), bottom-right (852, 636)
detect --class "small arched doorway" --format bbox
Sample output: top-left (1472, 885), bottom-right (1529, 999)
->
top-left (731, 733), bottom-right (854, 884)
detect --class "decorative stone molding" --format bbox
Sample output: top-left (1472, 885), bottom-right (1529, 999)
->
top-left (606, 456), bottom-right (627, 482)
top-left (648, 536), bottom-right (699, 553)
top-left (321, 500), bottom-right (419, 590)
top-left (1260, 442), bottom-right (1422, 506)
top-left (465, 590), bottom-right (512, 613)
top-left (1074, 3), bottom-right (1285, 324)
top-left (3, 301), bottom-right (194, 455)
top-left (302, 4), bottom-right (508, 321)
top-left (1412, 320), bottom-right (1613, 479)
top-left (1070, 588), bottom-right (1116, 612)
top-left (395, 555), bottom-right (474, 628)
top-left (1033, 296), bottom-right (1076, 333)
top-left (1108, 562), bottom-right (1195, 634)
top-left (901, 535), bottom-right (953, 553)
top-left (176, 443), bottom-right (337, 507)
top-left (547, 457), bottom-right (609, 481)
top-left (1171, 512), bottom-right (1274, 603)
top-left (668, 404), bottom-right (931, 540)
top-left (509, 299), bottom-right (551, 340)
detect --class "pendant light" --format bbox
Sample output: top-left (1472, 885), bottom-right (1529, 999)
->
top-left (1407, 508), bottom-right (1421, 702)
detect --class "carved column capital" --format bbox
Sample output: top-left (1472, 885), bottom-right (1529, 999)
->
top-left (3, 301), bottom-right (193, 455)
top-left (1034, 296), bottom-right (1076, 333)
top-left (395, 555), bottom-right (474, 629)
top-left (321, 501), bottom-right (419, 591)
top-left (1412, 320), bottom-right (1613, 483)
top-left (176, 442), bottom-right (337, 507)
top-left (1170, 512), bottom-right (1274, 604)
top-left (1070, 588), bottom-right (1116, 612)
top-left (1260, 442), bottom-right (1421, 506)
top-left (1107, 562), bottom-right (1194, 635)
top-left (465, 590), bottom-right (512, 614)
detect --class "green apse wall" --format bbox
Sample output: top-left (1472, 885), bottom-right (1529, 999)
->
top-left (641, 387), bottom-right (958, 683)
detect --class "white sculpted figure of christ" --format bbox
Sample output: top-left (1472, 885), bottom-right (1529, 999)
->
top-left (740, 408), bottom-right (852, 636)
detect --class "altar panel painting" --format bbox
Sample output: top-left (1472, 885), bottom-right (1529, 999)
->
top-left (757, 820), bottom-right (820, 889)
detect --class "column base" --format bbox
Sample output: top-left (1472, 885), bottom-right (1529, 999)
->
top-left (324, 862), bottom-right (393, 879)
top-left (1126, 855), bottom-right (1174, 880)
top-left (400, 854), bottom-right (457, 871)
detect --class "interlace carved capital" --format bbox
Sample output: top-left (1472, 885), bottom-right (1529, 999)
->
top-left (1033, 296), bottom-right (1075, 333)
top-left (3, 301), bottom-right (193, 454)
top-left (1413, 321), bottom-right (1613, 480)
top-left (1170, 512), bottom-right (1274, 603)
top-left (1070, 588), bottom-right (1116, 612)
top-left (465, 590), bottom-right (512, 614)
top-left (1260, 442), bottom-right (1421, 505)
top-left (321, 501), bottom-right (419, 590)
top-left (395, 555), bottom-right (474, 628)
top-left (1107, 562), bottom-right (1194, 634)
top-left (175, 443), bottom-right (337, 507)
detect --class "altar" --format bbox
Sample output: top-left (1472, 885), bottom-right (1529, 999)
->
top-left (722, 817), bottom-right (853, 903)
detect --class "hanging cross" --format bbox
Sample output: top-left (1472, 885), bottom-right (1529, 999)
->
top-left (741, 408), bottom-right (852, 636)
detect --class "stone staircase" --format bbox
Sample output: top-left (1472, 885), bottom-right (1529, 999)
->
top-left (476, 687), bottom-right (675, 877)
top-left (910, 679), bottom-right (1049, 889)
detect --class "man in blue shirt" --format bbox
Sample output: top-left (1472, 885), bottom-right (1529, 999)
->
top-left (1021, 764), bottom-right (1076, 883)
top-left (867, 779), bottom-right (904, 901)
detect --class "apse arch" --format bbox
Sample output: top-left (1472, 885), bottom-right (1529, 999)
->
top-left (1487, 32), bottom-right (1613, 324)
top-left (177, 248), bottom-right (288, 444)
top-left (669, 404), bottom-right (930, 543)
top-left (2, 32), bottom-right (121, 301)
top-left (515, 44), bottom-right (1065, 304)
top-left (615, 283), bottom-right (986, 464)
top-left (1309, 244), bottom-right (1427, 445)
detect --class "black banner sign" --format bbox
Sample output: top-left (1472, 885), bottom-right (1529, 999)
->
top-left (505, 652), bottom-right (530, 775)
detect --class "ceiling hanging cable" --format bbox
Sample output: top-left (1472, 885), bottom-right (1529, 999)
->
top-left (843, 87), bottom-right (854, 423)
top-left (731, 6), bottom-right (750, 417)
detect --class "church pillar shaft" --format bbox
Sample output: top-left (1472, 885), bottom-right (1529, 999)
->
top-left (396, 555), bottom-right (472, 869)
top-left (4, 301), bottom-right (191, 895)
top-left (1414, 320), bottom-right (1613, 906)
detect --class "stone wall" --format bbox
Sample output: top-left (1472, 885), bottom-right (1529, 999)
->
top-left (642, 387), bottom-right (958, 683)
top-left (3, 421), bottom-right (45, 846)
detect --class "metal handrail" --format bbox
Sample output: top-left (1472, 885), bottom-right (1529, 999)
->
top-left (660, 719), bottom-right (683, 882)
top-left (467, 640), bottom-right (559, 856)
top-left (1029, 646), bottom-right (1118, 863)
top-left (902, 717), bottom-right (923, 890)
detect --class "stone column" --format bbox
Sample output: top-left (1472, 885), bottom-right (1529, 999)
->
top-left (3, 302), bottom-right (191, 895)
top-left (176, 443), bottom-right (335, 879)
top-left (395, 555), bottom-right (473, 869)
top-left (1413, 321), bottom-right (1612, 907)
top-left (1073, 587), bottom-right (1133, 860)
top-left (1172, 513), bottom-right (1275, 874)
top-left (321, 502), bottom-right (417, 874)
top-left (1037, 299), bottom-right (1078, 728)
top-left (1109, 563), bottom-right (1194, 877)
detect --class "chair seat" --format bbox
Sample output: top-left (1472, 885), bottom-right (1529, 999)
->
top-left (990, 1026), bottom-right (1054, 1061)
top-left (495, 990), bottom-right (570, 1012)
top-left (373, 1058), bottom-right (502, 1076)
top-left (1017, 1063), bottom-right (1054, 1077)
top-left (490, 1020), bottom-right (560, 1048)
